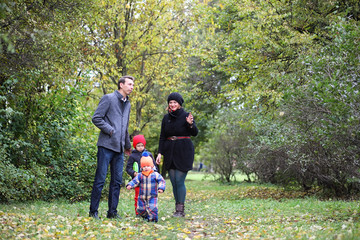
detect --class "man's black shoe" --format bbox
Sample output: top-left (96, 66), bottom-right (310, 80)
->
top-left (89, 212), bottom-right (100, 220)
top-left (107, 213), bottom-right (122, 219)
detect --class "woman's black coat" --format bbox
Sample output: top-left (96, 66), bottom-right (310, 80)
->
top-left (158, 108), bottom-right (198, 172)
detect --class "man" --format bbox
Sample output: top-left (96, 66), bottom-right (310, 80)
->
top-left (89, 75), bottom-right (134, 219)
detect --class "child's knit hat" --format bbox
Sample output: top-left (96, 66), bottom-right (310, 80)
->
top-left (133, 135), bottom-right (146, 149)
top-left (140, 151), bottom-right (154, 168)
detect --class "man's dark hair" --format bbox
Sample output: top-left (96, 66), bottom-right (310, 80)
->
top-left (118, 75), bottom-right (134, 89)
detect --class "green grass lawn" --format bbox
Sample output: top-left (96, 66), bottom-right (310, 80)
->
top-left (1, 172), bottom-right (359, 239)
top-left (186, 170), bottom-right (254, 182)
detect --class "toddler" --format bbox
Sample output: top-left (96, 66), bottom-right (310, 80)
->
top-left (126, 135), bottom-right (157, 215)
top-left (126, 152), bottom-right (165, 222)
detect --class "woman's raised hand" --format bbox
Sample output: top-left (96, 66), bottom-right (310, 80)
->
top-left (186, 112), bottom-right (193, 125)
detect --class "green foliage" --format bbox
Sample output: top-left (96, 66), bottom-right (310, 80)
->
top-left (0, 154), bottom-right (49, 202)
top-left (198, 108), bottom-right (254, 182)
top-left (0, 0), bottom-right (99, 202)
top-left (187, 0), bottom-right (360, 112)
top-left (189, 0), bottom-right (360, 197)
top-left (81, 0), bottom-right (192, 137)
top-left (249, 19), bottom-right (360, 196)
top-left (0, 75), bottom-right (97, 202)
top-left (1, 0), bottom-right (359, 202)
top-left (0, 0), bottom-right (198, 202)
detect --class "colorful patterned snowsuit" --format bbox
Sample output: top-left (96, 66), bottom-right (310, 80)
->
top-left (127, 171), bottom-right (166, 222)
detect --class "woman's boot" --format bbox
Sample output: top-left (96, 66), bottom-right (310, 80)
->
top-left (173, 203), bottom-right (180, 217)
top-left (173, 203), bottom-right (185, 217)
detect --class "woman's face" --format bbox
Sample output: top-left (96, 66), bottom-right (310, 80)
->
top-left (168, 100), bottom-right (181, 112)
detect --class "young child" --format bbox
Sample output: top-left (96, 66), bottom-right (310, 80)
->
top-left (126, 152), bottom-right (166, 222)
top-left (126, 135), bottom-right (157, 216)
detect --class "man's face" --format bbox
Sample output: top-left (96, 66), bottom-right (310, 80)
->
top-left (120, 78), bottom-right (134, 96)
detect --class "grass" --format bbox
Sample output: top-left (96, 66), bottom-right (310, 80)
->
top-left (1, 172), bottom-right (359, 239)
top-left (186, 171), bottom-right (253, 182)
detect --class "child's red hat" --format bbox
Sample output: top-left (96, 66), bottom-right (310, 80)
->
top-left (133, 135), bottom-right (146, 149)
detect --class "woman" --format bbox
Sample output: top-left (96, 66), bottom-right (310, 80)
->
top-left (156, 92), bottom-right (198, 217)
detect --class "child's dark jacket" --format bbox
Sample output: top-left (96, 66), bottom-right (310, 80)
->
top-left (126, 149), bottom-right (157, 178)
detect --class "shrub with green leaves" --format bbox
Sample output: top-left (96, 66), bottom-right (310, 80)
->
top-left (199, 109), bottom-right (254, 183)
top-left (251, 19), bottom-right (360, 197)
top-left (0, 154), bottom-right (49, 202)
top-left (0, 76), bottom-right (97, 202)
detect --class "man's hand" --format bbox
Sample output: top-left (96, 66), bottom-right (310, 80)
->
top-left (158, 189), bottom-right (164, 193)
top-left (125, 148), bottom-right (131, 156)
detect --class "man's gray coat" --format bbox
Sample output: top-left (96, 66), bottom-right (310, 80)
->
top-left (92, 90), bottom-right (131, 153)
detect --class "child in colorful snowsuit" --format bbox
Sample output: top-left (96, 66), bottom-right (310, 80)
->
top-left (126, 152), bottom-right (165, 222)
top-left (126, 135), bottom-right (157, 216)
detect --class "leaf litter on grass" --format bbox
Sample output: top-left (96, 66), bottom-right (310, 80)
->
top-left (1, 178), bottom-right (359, 239)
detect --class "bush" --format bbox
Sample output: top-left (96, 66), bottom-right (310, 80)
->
top-left (199, 109), bottom-right (254, 183)
top-left (249, 20), bottom-right (360, 197)
top-left (0, 76), bottom-right (97, 202)
top-left (0, 154), bottom-right (49, 202)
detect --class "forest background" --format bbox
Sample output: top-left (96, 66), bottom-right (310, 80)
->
top-left (0, 0), bottom-right (359, 203)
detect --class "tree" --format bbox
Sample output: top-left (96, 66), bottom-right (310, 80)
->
top-left (0, 0), bottom-right (97, 202)
top-left (192, 0), bottom-right (360, 196)
top-left (82, 0), bottom-right (193, 139)
top-left (247, 19), bottom-right (360, 196)
top-left (280, 20), bottom-right (360, 196)
top-left (199, 108), bottom-right (254, 182)
top-left (188, 0), bottom-right (359, 111)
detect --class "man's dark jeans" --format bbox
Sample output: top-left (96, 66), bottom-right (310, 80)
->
top-left (89, 146), bottom-right (124, 216)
